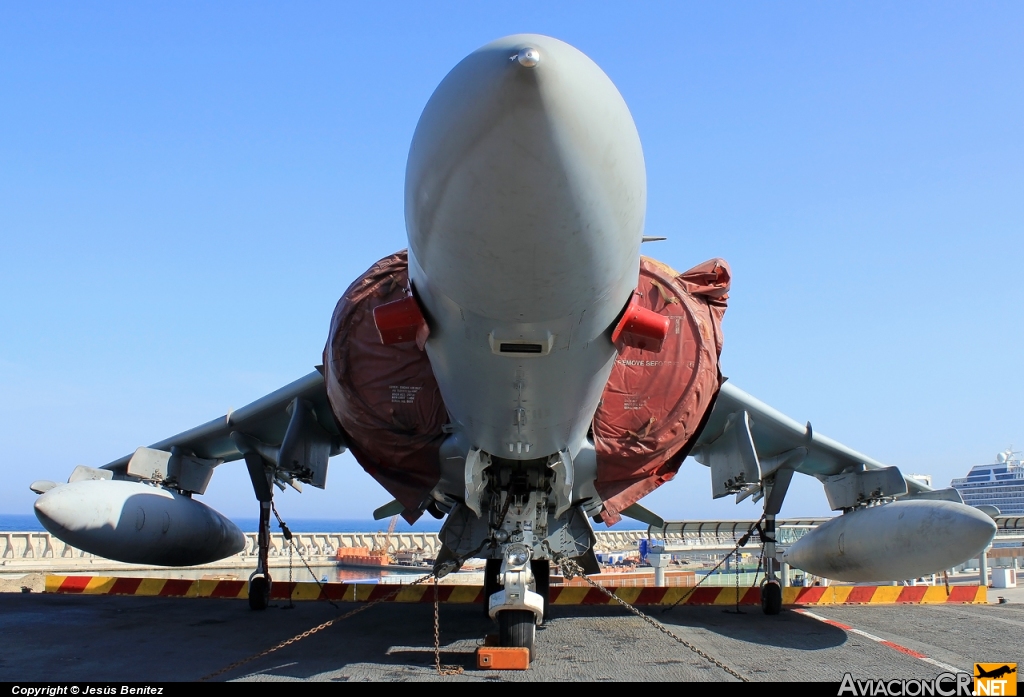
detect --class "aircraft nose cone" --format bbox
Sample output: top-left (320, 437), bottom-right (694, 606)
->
top-left (405, 34), bottom-right (645, 323)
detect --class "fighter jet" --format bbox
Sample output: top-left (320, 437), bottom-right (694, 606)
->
top-left (30, 34), bottom-right (996, 656)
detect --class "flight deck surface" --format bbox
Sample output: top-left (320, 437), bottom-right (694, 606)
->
top-left (2, 591), bottom-right (1021, 682)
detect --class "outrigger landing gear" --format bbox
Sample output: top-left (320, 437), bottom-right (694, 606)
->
top-left (761, 579), bottom-right (782, 615)
top-left (243, 450), bottom-right (275, 611)
top-left (748, 448), bottom-right (799, 616)
top-left (249, 500), bottom-right (272, 611)
top-left (760, 516), bottom-right (782, 615)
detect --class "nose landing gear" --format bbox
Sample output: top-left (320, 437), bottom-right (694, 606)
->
top-left (488, 544), bottom-right (545, 659)
top-left (759, 511), bottom-right (784, 615)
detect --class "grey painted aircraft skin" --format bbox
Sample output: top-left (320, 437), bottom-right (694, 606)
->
top-left (407, 35), bottom-right (644, 465)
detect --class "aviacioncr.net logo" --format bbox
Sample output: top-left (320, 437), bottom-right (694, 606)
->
top-left (838, 672), bottom-right (973, 696)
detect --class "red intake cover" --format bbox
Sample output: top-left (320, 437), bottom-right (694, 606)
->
top-left (592, 257), bottom-right (730, 525)
top-left (322, 252), bottom-right (729, 527)
top-left (323, 252), bottom-right (446, 523)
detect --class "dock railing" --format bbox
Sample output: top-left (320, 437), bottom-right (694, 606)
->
top-left (3, 516), bottom-right (1021, 575)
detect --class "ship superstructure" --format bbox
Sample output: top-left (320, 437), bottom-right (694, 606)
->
top-left (951, 449), bottom-right (1024, 515)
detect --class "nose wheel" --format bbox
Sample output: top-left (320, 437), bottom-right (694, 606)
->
top-left (498, 610), bottom-right (536, 659)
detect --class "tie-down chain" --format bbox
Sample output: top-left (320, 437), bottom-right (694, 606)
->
top-left (555, 555), bottom-right (751, 682)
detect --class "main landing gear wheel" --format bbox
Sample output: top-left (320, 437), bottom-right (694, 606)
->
top-left (530, 559), bottom-right (550, 623)
top-left (483, 559), bottom-right (501, 618)
top-left (761, 580), bottom-right (782, 615)
top-left (498, 609), bottom-right (536, 659)
top-left (249, 575), bottom-right (270, 611)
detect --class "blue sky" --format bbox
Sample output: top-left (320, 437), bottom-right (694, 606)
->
top-left (1, 3), bottom-right (1021, 524)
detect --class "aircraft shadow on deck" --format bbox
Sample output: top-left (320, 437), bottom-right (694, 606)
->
top-left (549, 605), bottom-right (849, 651)
top-left (226, 603), bottom-right (489, 680)
top-left (231, 603), bottom-right (849, 680)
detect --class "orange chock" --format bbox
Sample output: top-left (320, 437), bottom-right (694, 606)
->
top-left (476, 646), bottom-right (530, 670)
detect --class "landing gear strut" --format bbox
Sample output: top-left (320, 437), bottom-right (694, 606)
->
top-left (483, 558), bottom-right (501, 618)
top-left (249, 500), bottom-right (272, 611)
top-left (243, 451), bottom-right (275, 611)
top-left (530, 559), bottom-right (550, 622)
top-left (761, 515), bottom-right (782, 615)
top-left (759, 462), bottom-right (797, 616)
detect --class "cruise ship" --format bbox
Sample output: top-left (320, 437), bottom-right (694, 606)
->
top-left (950, 448), bottom-right (1024, 515)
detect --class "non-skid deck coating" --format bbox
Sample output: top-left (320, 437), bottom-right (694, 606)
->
top-left (1, 591), bottom-right (1020, 682)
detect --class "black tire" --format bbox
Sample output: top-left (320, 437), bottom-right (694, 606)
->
top-left (249, 576), bottom-right (270, 611)
top-left (761, 580), bottom-right (782, 615)
top-left (531, 559), bottom-right (550, 622)
top-left (483, 558), bottom-right (501, 617)
top-left (498, 609), bottom-right (536, 659)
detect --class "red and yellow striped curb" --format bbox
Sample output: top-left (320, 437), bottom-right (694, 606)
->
top-left (781, 584), bottom-right (986, 605)
top-left (44, 576), bottom-right (987, 604)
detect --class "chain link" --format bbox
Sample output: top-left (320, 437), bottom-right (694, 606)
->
top-left (433, 577), bottom-right (464, 676)
top-left (661, 513), bottom-right (766, 615)
top-left (287, 530), bottom-right (295, 609)
top-left (272, 502), bottom-right (342, 610)
top-left (199, 572), bottom-right (436, 682)
top-left (201, 504), bottom-right (758, 681)
top-left (732, 543), bottom-right (742, 613)
top-left (559, 557), bottom-right (749, 682)
top-left (201, 502), bottom-right (449, 681)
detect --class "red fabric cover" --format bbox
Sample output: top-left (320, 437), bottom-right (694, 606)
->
top-left (592, 257), bottom-right (730, 525)
top-left (323, 251), bottom-right (447, 523)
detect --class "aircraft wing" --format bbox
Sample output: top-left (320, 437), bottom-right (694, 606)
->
top-left (99, 369), bottom-right (341, 479)
top-left (691, 381), bottom-right (952, 511)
